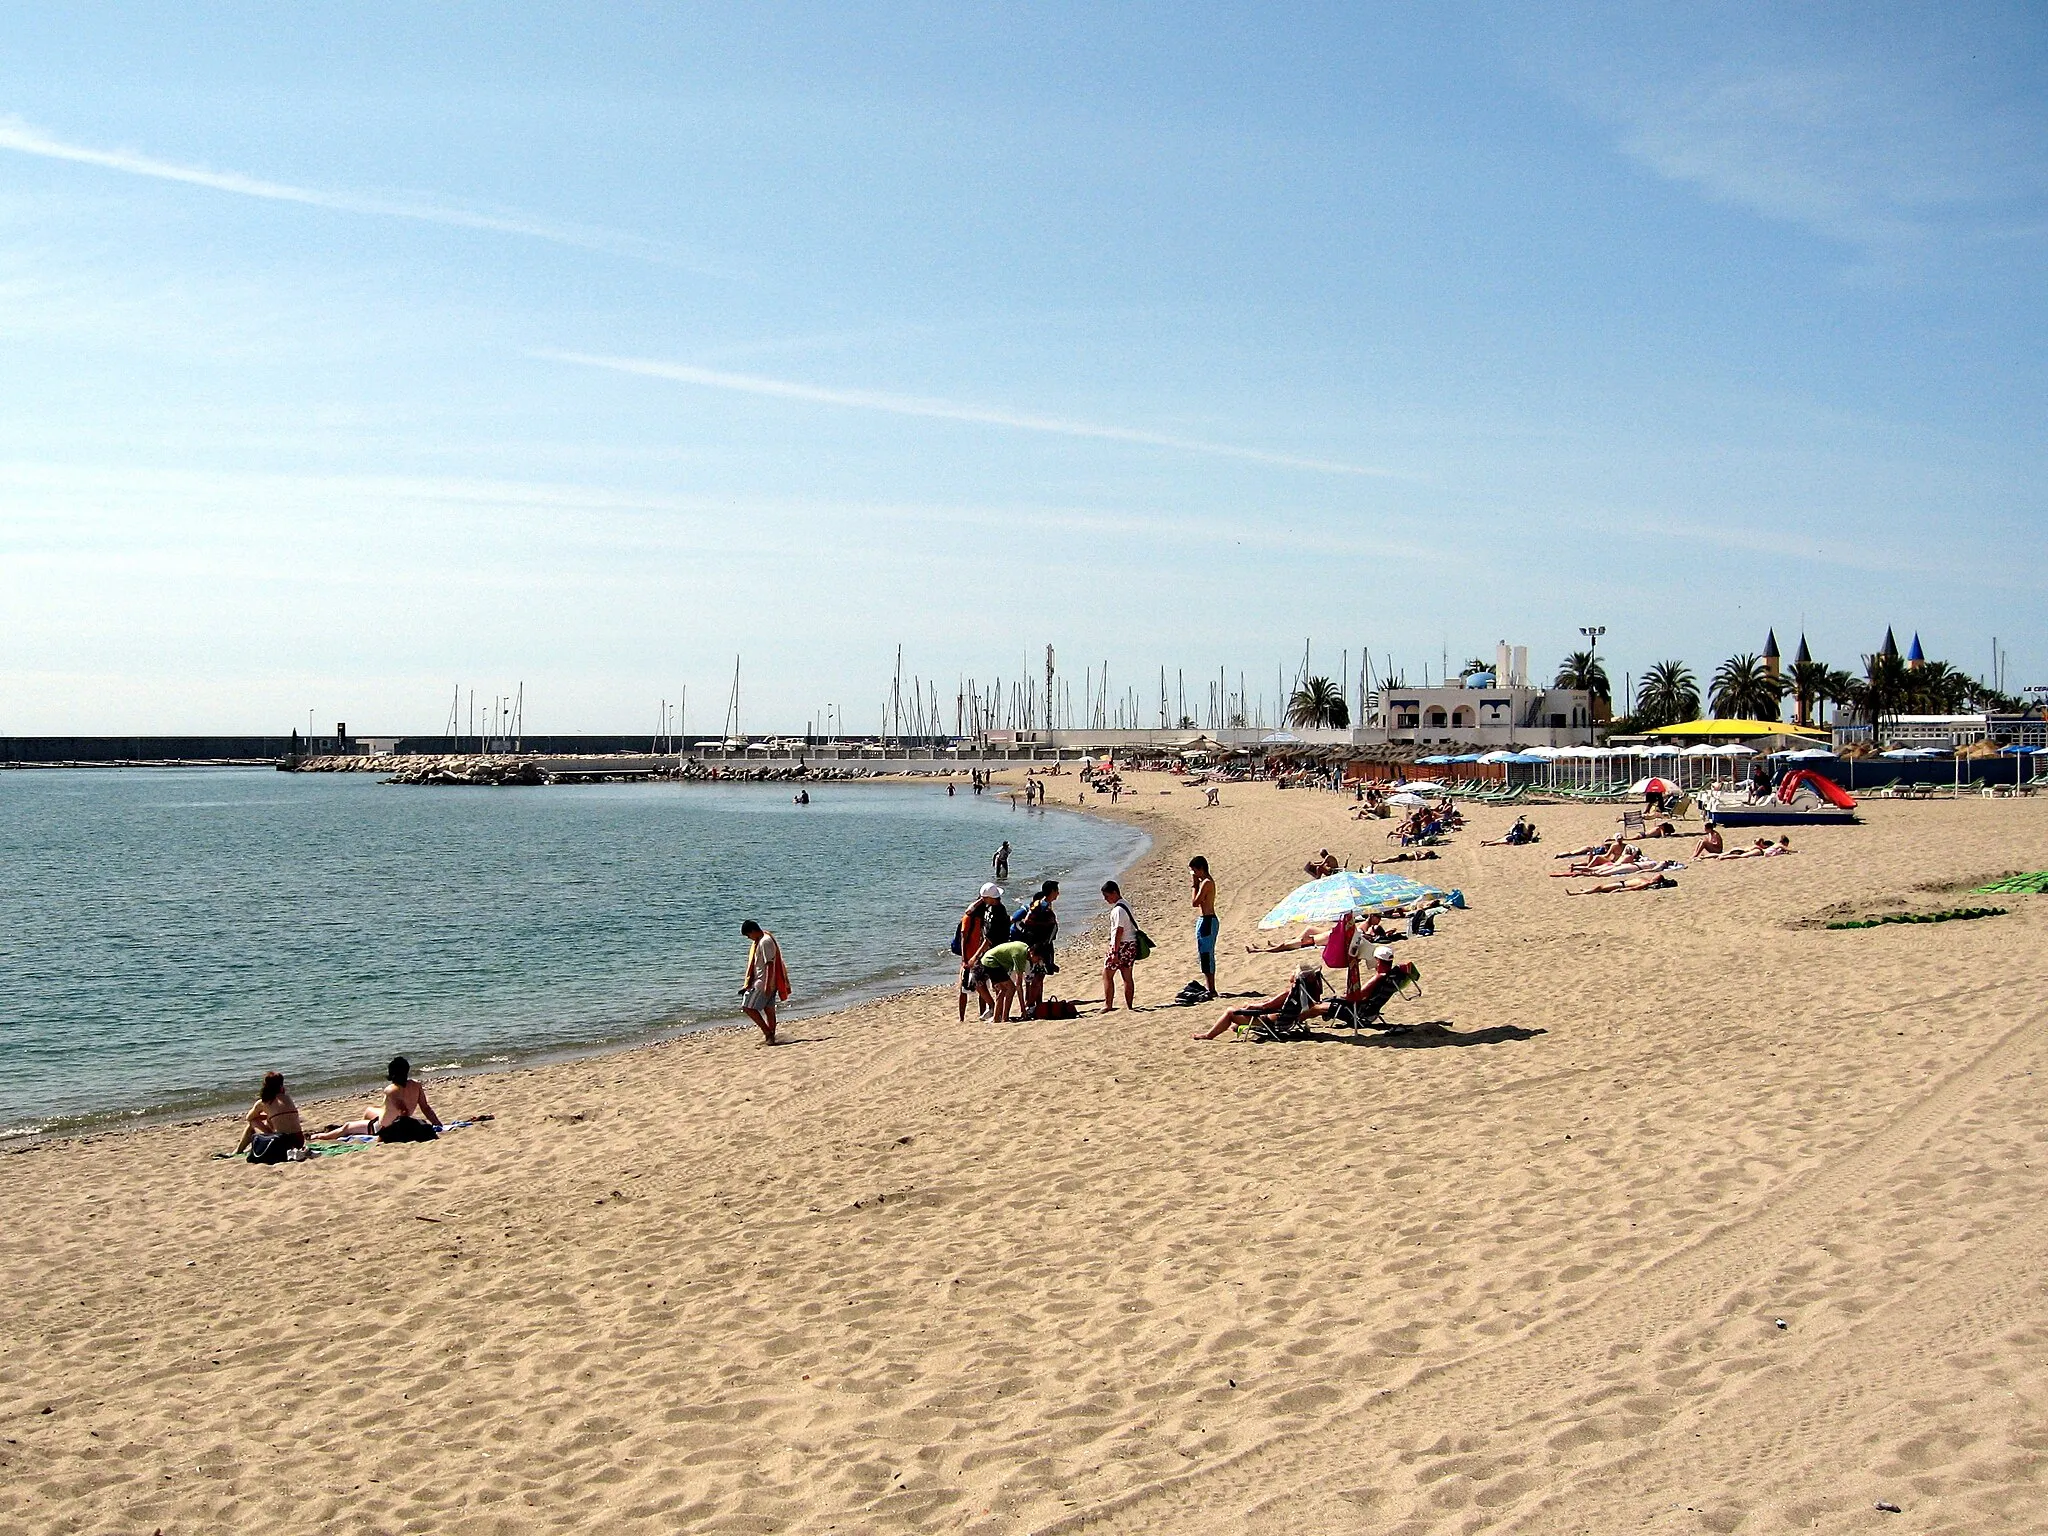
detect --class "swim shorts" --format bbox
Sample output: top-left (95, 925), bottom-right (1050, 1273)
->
top-left (1196, 913), bottom-right (1219, 958)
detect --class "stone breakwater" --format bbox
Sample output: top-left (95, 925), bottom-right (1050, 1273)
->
top-left (283, 754), bottom-right (924, 786)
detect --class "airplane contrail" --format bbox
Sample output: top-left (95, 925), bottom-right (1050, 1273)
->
top-left (541, 351), bottom-right (1399, 477)
top-left (0, 116), bottom-right (690, 265)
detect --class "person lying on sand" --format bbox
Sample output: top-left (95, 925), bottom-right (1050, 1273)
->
top-left (1194, 961), bottom-right (1325, 1039)
top-left (1555, 834), bottom-right (1628, 861)
top-left (1701, 836), bottom-right (1795, 860)
top-left (1380, 849), bottom-right (1439, 863)
top-left (1551, 856), bottom-right (1679, 879)
top-left (1568, 871), bottom-right (1678, 895)
top-left (1553, 844), bottom-right (1643, 875)
top-left (1643, 821), bottom-right (1679, 838)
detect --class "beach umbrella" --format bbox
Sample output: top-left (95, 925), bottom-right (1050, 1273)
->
top-left (1417, 754), bottom-right (1454, 764)
top-left (1630, 777), bottom-right (1677, 795)
top-left (1259, 870), bottom-right (1447, 929)
top-left (1778, 747), bottom-right (1836, 760)
top-left (1999, 744), bottom-right (2042, 754)
top-left (1721, 745), bottom-right (1757, 756)
top-left (1388, 791), bottom-right (1430, 807)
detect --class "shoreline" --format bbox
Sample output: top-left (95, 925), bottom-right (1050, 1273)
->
top-left (4, 776), bottom-right (1153, 1146)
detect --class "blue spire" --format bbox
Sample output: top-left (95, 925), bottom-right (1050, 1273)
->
top-left (1907, 632), bottom-right (1925, 663)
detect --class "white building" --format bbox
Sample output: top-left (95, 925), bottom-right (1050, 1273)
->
top-left (1361, 683), bottom-right (1596, 748)
top-left (1356, 640), bottom-right (1596, 748)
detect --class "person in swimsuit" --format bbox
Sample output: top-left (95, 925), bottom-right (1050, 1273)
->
top-left (1692, 822), bottom-right (1724, 858)
top-left (236, 1072), bottom-right (307, 1161)
top-left (376, 1057), bottom-right (443, 1142)
top-left (993, 841), bottom-right (1011, 882)
top-left (1189, 855), bottom-right (1219, 1000)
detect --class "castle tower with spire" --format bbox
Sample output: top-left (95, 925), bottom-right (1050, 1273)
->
top-left (1792, 634), bottom-right (1813, 724)
top-left (1907, 633), bottom-right (1925, 671)
top-left (1762, 628), bottom-right (1781, 681)
top-left (1881, 627), bottom-right (1899, 662)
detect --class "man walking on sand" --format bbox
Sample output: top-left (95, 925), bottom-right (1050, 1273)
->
top-left (1102, 880), bottom-right (1140, 1012)
top-left (1189, 855), bottom-right (1219, 1000)
top-left (738, 919), bottom-right (788, 1044)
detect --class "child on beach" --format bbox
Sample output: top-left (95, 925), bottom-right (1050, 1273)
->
top-left (1189, 856), bottom-right (1218, 1000)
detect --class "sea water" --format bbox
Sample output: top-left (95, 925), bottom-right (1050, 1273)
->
top-left (0, 769), bottom-right (1146, 1136)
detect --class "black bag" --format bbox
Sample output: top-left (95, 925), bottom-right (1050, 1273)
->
top-left (1034, 999), bottom-right (1080, 1019)
top-left (377, 1117), bottom-right (439, 1144)
top-left (247, 1132), bottom-right (294, 1164)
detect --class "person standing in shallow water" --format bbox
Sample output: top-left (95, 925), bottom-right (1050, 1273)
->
top-left (993, 840), bottom-right (1011, 883)
top-left (1189, 855), bottom-right (1219, 1000)
top-left (739, 919), bottom-right (789, 1044)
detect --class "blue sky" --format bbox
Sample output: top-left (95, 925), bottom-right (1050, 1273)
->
top-left (1, 3), bottom-right (2042, 734)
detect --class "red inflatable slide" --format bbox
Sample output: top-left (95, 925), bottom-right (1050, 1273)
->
top-left (1778, 768), bottom-right (1856, 810)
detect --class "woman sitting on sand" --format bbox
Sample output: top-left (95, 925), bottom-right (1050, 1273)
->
top-left (376, 1056), bottom-right (443, 1143)
top-left (236, 1072), bottom-right (306, 1162)
top-left (1692, 823), bottom-right (1724, 858)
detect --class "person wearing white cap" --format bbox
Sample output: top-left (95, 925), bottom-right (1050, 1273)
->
top-left (955, 883), bottom-right (1010, 1022)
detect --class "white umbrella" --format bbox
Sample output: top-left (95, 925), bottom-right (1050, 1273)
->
top-left (1721, 745), bottom-right (1757, 756)
top-left (1630, 776), bottom-right (1678, 795)
top-left (1388, 791), bottom-right (1429, 807)
top-left (1681, 743), bottom-right (1720, 757)
top-left (1475, 750), bottom-right (1518, 764)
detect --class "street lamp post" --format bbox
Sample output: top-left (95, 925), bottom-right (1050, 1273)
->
top-left (1579, 625), bottom-right (1606, 746)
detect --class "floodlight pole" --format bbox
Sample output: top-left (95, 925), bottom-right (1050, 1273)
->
top-left (1579, 625), bottom-right (1606, 745)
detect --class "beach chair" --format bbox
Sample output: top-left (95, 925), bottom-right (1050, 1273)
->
top-left (1617, 810), bottom-right (1647, 837)
top-left (1236, 974), bottom-right (1326, 1043)
top-left (1325, 964), bottom-right (1421, 1032)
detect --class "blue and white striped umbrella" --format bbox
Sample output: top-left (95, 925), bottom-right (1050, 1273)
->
top-left (1258, 870), bottom-right (1446, 929)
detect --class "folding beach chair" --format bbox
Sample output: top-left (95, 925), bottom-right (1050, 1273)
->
top-left (1617, 810), bottom-right (1647, 837)
top-left (1325, 964), bottom-right (1422, 1033)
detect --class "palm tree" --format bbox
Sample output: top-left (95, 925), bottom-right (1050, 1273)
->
top-left (1787, 656), bottom-right (1833, 727)
top-left (1853, 652), bottom-right (1910, 740)
top-left (1912, 660), bottom-right (1970, 714)
top-left (1823, 668), bottom-right (1858, 725)
top-left (1633, 660), bottom-right (1700, 729)
top-left (1554, 650), bottom-right (1611, 704)
top-left (1709, 653), bottom-right (1786, 721)
top-left (1286, 676), bottom-right (1350, 729)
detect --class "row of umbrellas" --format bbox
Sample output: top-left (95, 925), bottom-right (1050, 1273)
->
top-left (1417, 744), bottom-right (1765, 765)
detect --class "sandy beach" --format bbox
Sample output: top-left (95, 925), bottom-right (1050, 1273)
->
top-left (5, 773), bottom-right (2046, 1535)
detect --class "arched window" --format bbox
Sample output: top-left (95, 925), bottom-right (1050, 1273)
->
top-left (1451, 706), bottom-right (1475, 728)
top-left (1425, 707), bottom-right (1448, 728)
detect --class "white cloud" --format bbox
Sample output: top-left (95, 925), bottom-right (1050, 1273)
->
top-left (539, 351), bottom-right (1406, 478)
top-left (0, 115), bottom-right (707, 268)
